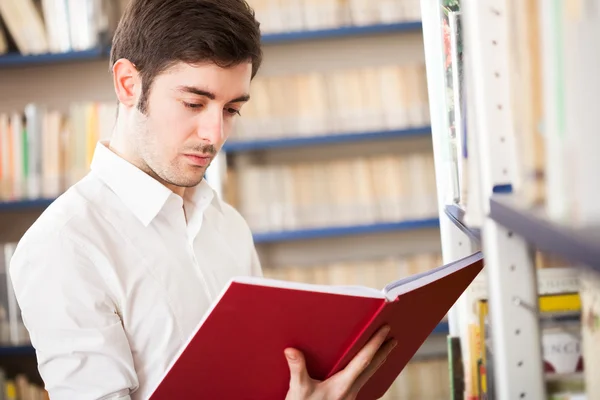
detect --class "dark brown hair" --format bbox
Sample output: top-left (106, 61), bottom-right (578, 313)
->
top-left (110, 0), bottom-right (263, 113)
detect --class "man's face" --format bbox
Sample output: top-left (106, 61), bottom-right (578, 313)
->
top-left (130, 61), bottom-right (252, 189)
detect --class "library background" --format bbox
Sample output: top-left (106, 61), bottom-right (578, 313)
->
top-left (0, 0), bottom-right (598, 399)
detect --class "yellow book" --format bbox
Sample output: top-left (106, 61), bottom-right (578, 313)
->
top-left (0, 114), bottom-right (8, 200)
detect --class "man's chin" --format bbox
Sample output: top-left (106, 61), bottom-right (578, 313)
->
top-left (161, 171), bottom-right (205, 188)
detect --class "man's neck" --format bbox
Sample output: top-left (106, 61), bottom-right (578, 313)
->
top-left (107, 134), bottom-right (187, 199)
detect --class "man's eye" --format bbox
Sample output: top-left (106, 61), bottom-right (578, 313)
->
top-left (183, 102), bottom-right (203, 109)
top-left (225, 108), bottom-right (241, 116)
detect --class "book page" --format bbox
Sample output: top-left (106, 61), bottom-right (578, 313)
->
top-left (383, 252), bottom-right (483, 301)
top-left (231, 275), bottom-right (385, 299)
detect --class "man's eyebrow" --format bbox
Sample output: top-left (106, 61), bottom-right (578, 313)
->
top-left (177, 86), bottom-right (216, 99)
top-left (177, 86), bottom-right (250, 103)
top-left (230, 94), bottom-right (251, 103)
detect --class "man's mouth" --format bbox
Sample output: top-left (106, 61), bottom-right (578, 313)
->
top-left (183, 154), bottom-right (212, 167)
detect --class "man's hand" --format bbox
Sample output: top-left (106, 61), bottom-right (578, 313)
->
top-left (284, 325), bottom-right (397, 400)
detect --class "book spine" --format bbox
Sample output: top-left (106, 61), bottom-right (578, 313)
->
top-left (324, 299), bottom-right (388, 379)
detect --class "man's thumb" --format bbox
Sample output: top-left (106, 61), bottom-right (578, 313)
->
top-left (285, 348), bottom-right (309, 388)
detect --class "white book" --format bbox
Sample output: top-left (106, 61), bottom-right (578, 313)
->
top-left (0, 0), bottom-right (49, 54)
top-left (41, 0), bottom-right (72, 53)
top-left (0, 19), bottom-right (7, 54)
top-left (0, 114), bottom-right (9, 201)
top-left (10, 113), bottom-right (24, 201)
top-left (24, 104), bottom-right (43, 200)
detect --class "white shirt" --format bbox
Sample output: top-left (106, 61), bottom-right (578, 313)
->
top-left (9, 142), bottom-right (262, 400)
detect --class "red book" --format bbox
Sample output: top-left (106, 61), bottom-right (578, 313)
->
top-left (149, 252), bottom-right (484, 399)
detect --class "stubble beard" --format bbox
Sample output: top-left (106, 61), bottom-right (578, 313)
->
top-left (131, 109), bottom-right (207, 189)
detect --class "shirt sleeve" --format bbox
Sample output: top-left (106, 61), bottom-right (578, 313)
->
top-left (9, 232), bottom-right (139, 400)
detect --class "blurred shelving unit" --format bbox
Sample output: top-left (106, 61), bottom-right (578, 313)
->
top-left (420, 0), bottom-right (600, 399)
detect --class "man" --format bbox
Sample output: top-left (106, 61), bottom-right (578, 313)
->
top-left (10, 0), bottom-right (396, 399)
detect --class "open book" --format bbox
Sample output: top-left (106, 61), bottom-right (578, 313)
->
top-left (149, 252), bottom-right (484, 400)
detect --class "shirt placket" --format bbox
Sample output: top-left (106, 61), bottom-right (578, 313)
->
top-left (182, 204), bottom-right (217, 303)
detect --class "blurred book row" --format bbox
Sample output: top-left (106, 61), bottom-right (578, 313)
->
top-left (475, 292), bottom-right (586, 400)
top-left (381, 357), bottom-right (449, 400)
top-left (226, 152), bottom-right (437, 233)
top-left (0, 0), bottom-right (422, 57)
top-left (0, 73), bottom-right (431, 203)
top-left (502, 0), bottom-right (600, 226)
top-left (0, 244), bottom-right (29, 348)
top-left (249, 0), bottom-right (422, 34)
top-left (446, 0), bottom-right (600, 228)
top-left (0, 0), bottom-right (126, 56)
top-left (0, 102), bottom-right (115, 202)
top-left (263, 252), bottom-right (443, 288)
top-left (458, 250), bottom-right (600, 400)
top-left (232, 64), bottom-right (430, 140)
top-left (0, 370), bottom-right (47, 400)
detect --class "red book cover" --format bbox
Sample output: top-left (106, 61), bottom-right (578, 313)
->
top-left (149, 252), bottom-right (484, 399)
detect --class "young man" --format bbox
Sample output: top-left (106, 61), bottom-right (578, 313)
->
top-left (10, 0), bottom-right (396, 399)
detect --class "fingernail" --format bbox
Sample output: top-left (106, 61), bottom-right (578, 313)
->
top-left (391, 340), bottom-right (398, 349)
top-left (285, 349), bottom-right (296, 360)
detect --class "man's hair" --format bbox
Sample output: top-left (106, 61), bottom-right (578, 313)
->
top-left (110, 0), bottom-right (263, 113)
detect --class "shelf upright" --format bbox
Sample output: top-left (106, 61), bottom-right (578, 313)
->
top-left (420, 0), bottom-right (477, 334)
top-left (461, 0), bottom-right (546, 398)
top-left (420, 1), bottom-right (482, 397)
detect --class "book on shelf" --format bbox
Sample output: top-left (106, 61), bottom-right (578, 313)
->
top-left (0, 243), bottom-right (30, 347)
top-left (0, 368), bottom-right (49, 400)
top-left (232, 64), bottom-right (430, 141)
top-left (147, 251), bottom-right (483, 399)
top-left (0, 19), bottom-right (7, 55)
top-left (0, 0), bottom-right (123, 56)
top-left (505, 0), bottom-right (545, 209)
top-left (439, 3), bottom-right (464, 208)
top-left (579, 269), bottom-right (600, 399)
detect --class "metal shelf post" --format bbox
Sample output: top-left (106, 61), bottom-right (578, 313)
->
top-left (461, 0), bottom-right (546, 398)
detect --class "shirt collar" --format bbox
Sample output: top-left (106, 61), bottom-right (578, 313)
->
top-left (90, 141), bottom-right (223, 227)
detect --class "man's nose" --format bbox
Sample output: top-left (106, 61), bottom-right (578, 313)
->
top-left (196, 108), bottom-right (223, 144)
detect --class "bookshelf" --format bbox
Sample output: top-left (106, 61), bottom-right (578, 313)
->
top-left (489, 195), bottom-right (600, 272)
top-left (0, 199), bottom-right (55, 212)
top-left (421, 0), bottom-right (600, 399)
top-left (0, 0), bottom-right (449, 398)
top-left (0, 347), bottom-right (36, 357)
top-left (0, 22), bottom-right (423, 69)
top-left (260, 22), bottom-right (424, 43)
top-left (0, 47), bottom-right (109, 68)
top-left (253, 218), bottom-right (440, 243)
top-left (443, 205), bottom-right (481, 243)
top-left (222, 126), bottom-right (431, 152)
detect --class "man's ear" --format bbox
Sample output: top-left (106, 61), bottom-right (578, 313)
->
top-left (112, 59), bottom-right (141, 109)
